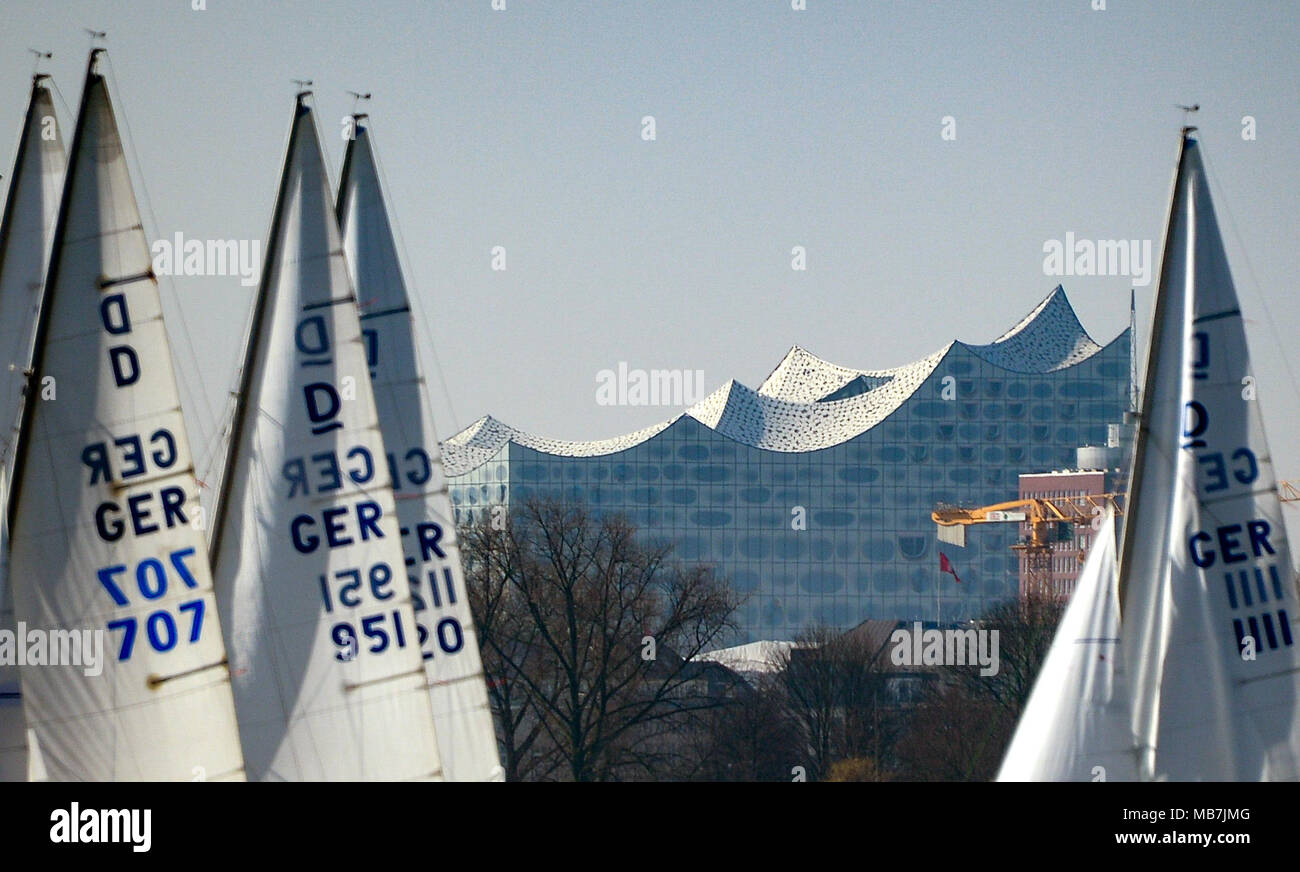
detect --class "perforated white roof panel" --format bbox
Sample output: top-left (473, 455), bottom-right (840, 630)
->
top-left (443, 286), bottom-right (1108, 475)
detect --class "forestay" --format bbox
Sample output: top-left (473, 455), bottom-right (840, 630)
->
top-left (211, 96), bottom-right (442, 781)
top-left (6, 53), bottom-right (245, 781)
top-left (337, 117), bottom-right (503, 781)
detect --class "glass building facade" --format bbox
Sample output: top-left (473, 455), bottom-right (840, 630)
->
top-left (446, 288), bottom-right (1131, 645)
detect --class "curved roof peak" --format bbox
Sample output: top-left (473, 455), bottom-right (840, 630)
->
top-left (960, 285), bottom-right (1102, 373)
top-left (757, 344), bottom-right (931, 404)
top-left (441, 286), bottom-right (1119, 474)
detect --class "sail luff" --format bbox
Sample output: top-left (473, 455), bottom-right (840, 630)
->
top-left (0, 77), bottom-right (63, 463)
top-left (337, 118), bottom-right (504, 781)
top-left (7, 50), bottom-right (247, 780)
top-left (212, 96), bottom-right (443, 781)
top-left (0, 74), bottom-right (66, 783)
top-left (207, 95), bottom-right (307, 563)
top-left (5, 66), bottom-right (89, 533)
top-left (1116, 132), bottom-right (1191, 614)
top-left (1115, 132), bottom-right (1192, 779)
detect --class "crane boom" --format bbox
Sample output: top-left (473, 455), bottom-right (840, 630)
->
top-left (931, 493), bottom-right (1125, 599)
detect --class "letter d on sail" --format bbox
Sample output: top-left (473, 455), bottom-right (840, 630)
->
top-left (304, 383), bottom-right (341, 434)
top-left (108, 346), bottom-right (139, 387)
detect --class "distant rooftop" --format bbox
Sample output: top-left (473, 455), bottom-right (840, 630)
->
top-left (444, 286), bottom-right (1115, 476)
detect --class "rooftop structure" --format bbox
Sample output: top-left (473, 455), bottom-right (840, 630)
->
top-left (446, 287), bottom-right (1132, 644)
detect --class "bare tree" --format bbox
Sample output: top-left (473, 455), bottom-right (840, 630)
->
top-left (462, 516), bottom-right (563, 782)
top-left (462, 498), bottom-right (740, 782)
top-left (893, 592), bottom-right (1064, 781)
top-left (775, 624), bottom-right (900, 781)
top-left (687, 673), bottom-right (802, 781)
top-left (893, 688), bottom-right (1015, 782)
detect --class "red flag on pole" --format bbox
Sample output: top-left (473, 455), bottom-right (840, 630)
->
top-left (940, 552), bottom-right (962, 584)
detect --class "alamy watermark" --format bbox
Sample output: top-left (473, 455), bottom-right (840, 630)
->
top-left (889, 621), bottom-right (1000, 676)
top-left (1042, 232), bottom-right (1152, 287)
top-left (151, 232), bottom-right (260, 287)
top-left (49, 802), bottom-right (151, 852)
top-left (0, 624), bottom-right (104, 677)
top-left (596, 363), bottom-right (705, 406)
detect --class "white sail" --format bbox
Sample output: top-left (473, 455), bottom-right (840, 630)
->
top-left (0, 75), bottom-right (66, 783)
top-left (337, 117), bottom-right (503, 781)
top-left (0, 77), bottom-right (65, 470)
top-left (1119, 132), bottom-right (1300, 780)
top-left (997, 510), bottom-right (1135, 781)
top-left (6, 52), bottom-right (245, 781)
top-left (211, 95), bottom-right (442, 781)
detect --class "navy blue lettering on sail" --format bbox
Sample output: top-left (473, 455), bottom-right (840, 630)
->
top-left (315, 559), bottom-right (414, 663)
top-left (1182, 401), bottom-right (1209, 450)
top-left (296, 311), bottom-right (344, 434)
top-left (292, 302), bottom-right (413, 667)
top-left (96, 548), bottom-right (206, 661)
top-left (87, 261), bottom-right (194, 550)
top-left (296, 313), bottom-right (332, 364)
top-left (1190, 331), bottom-right (1210, 381)
top-left (386, 447), bottom-right (432, 493)
top-left (1180, 327), bottom-right (1292, 656)
top-left (281, 447), bottom-right (375, 499)
top-left (400, 514), bottom-right (465, 661)
top-left (361, 328), bottom-right (378, 379)
top-left (82, 430), bottom-right (179, 485)
top-left (290, 500), bottom-right (385, 554)
top-left (1197, 448), bottom-right (1259, 493)
top-left (99, 290), bottom-right (141, 388)
top-left (93, 487), bottom-right (190, 542)
top-left (1199, 521), bottom-right (1293, 654)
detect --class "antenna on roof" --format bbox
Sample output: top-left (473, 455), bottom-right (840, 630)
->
top-left (1176, 103), bottom-right (1199, 131)
top-left (84, 28), bottom-right (107, 46)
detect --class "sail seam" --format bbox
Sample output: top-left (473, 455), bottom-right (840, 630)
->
top-left (302, 295), bottom-right (355, 310)
top-left (358, 305), bottom-right (410, 320)
top-left (97, 270), bottom-right (153, 289)
top-left (344, 667), bottom-right (427, 692)
top-left (147, 659), bottom-right (233, 688)
top-left (1199, 487), bottom-right (1281, 507)
top-left (1192, 308), bottom-right (1241, 324)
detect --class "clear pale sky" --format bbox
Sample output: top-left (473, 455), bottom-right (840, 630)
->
top-left (3, 1), bottom-right (1299, 532)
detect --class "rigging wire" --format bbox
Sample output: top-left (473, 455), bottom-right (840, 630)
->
top-left (1198, 138), bottom-right (1300, 416)
top-left (367, 118), bottom-right (463, 439)
top-left (204, 84), bottom-right (302, 525)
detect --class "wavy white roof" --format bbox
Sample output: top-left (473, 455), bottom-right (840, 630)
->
top-left (443, 286), bottom-right (1112, 475)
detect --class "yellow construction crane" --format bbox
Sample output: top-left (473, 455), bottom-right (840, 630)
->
top-left (932, 494), bottom-right (1125, 597)
top-left (1281, 481), bottom-right (1299, 504)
